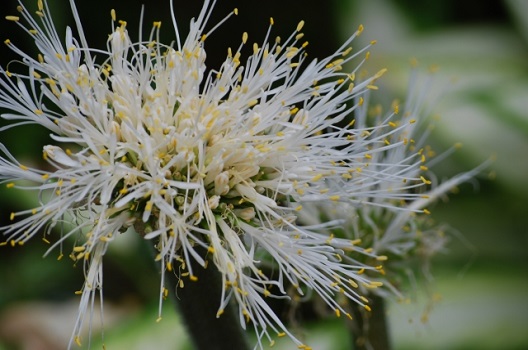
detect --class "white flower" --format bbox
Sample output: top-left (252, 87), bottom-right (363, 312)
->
top-left (0, 0), bottom-right (435, 348)
top-left (298, 71), bottom-right (491, 300)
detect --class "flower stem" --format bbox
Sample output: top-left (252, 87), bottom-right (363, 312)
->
top-left (347, 295), bottom-right (392, 350)
top-left (164, 246), bottom-right (250, 350)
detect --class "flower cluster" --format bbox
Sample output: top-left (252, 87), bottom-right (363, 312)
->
top-left (0, 0), bottom-right (458, 348)
top-left (299, 70), bottom-right (490, 302)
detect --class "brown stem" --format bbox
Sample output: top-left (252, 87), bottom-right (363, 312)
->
top-left (160, 245), bottom-right (250, 350)
top-left (347, 295), bottom-right (392, 350)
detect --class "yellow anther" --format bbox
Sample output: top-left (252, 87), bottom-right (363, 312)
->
top-left (111, 9), bottom-right (116, 21)
top-left (295, 205), bottom-right (302, 211)
top-left (364, 305), bottom-right (372, 312)
top-left (38, 0), bottom-right (44, 11)
top-left (5, 16), bottom-right (20, 22)
top-left (423, 208), bottom-right (431, 215)
top-left (156, 316), bottom-right (162, 323)
top-left (207, 246), bottom-right (215, 254)
top-left (329, 195), bottom-right (340, 201)
top-left (153, 21), bottom-right (162, 28)
top-left (277, 332), bottom-right (286, 337)
top-left (6, 183), bottom-right (15, 188)
top-left (335, 309), bottom-right (341, 317)
top-left (270, 17), bottom-right (274, 25)
top-left (420, 176), bottom-right (432, 185)
top-left (429, 64), bottom-right (440, 73)
top-left (233, 8), bottom-right (238, 15)
top-left (296, 20), bottom-right (305, 32)
top-left (357, 24), bottom-right (364, 34)
top-left (376, 255), bottom-right (388, 261)
top-left (373, 68), bottom-right (387, 80)
top-left (242, 32), bottom-right (248, 44)
top-left (74, 336), bottom-right (82, 346)
top-left (311, 173), bottom-right (323, 182)
top-left (10, 212), bottom-right (15, 221)
top-left (342, 47), bottom-right (352, 56)
top-left (73, 246), bottom-right (85, 253)
top-left (190, 275), bottom-right (198, 282)
top-left (145, 201), bottom-right (153, 211)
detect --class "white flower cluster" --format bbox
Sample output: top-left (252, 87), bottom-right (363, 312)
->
top-left (0, 0), bottom-right (479, 348)
top-left (298, 71), bottom-right (490, 301)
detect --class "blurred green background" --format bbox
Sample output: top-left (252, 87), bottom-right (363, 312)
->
top-left (0, 0), bottom-right (527, 349)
